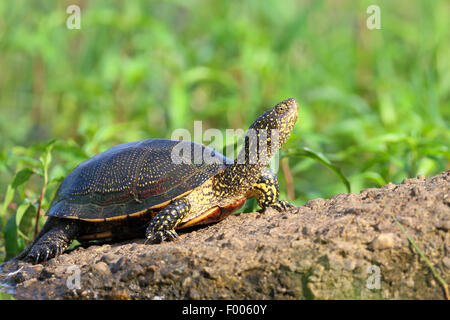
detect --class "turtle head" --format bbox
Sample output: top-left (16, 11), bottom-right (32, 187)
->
top-left (221, 98), bottom-right (299, 194)
top-left (248, 98), bottom-right (299, 157)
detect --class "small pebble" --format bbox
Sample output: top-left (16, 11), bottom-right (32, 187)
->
top-left (38, 268), bottom-right (53, 281)
top-left (371, 233), bottom-right (395, 250)
top-left (91, 262), bottom-right (111, 276)
top-left (182, 276), bottom-right (192, 288)
top-left (405, 278), bottom-right (415, 288)
top-left (442, 257), bottom-right (450, 269)
top-left (343, 259), bottom-right (356, 271)
top-left (384, 182), bottom-right (396, 190)
top-left (14, 272), bottom-right (27, 283)
top-left (436, 220), bottom-right (450, 231)
top-left (101, 253), bottom-right (120, 265)
top-left (189, 287), bottom-right (200, 299)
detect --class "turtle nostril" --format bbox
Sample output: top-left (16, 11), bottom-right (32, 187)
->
top-left (286, 98), bottom-right (299, 112)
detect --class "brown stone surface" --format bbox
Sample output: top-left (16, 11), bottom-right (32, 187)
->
top-left (1, 171), bottom-right (449, 299)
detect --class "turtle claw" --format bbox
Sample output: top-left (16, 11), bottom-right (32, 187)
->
top-left (145, 198), bottom-right (189, 244)
top-left (25, 249), bottom-right (42, 264)
top-left (26, 248), bottom-right (46, 264)
top-left (33, 253), bottom-right (41, 265)
top-left (43, 250), bottom-right (50, 263)
top-left (26, 242), bottom-right (66, 264)
top-left (269, 200), bottom-right (295, 212)
top-left (145, 229), bottom-right (179, 244)
top-left (17, 219), bottom-right (77, 264)
top-left (56, 244), bottom-right (62, 256)
top-left (167, 230), bottom-right (179, 239)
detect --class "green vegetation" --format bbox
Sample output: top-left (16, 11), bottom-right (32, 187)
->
top-left (0, 0), bottom-right (448, 261)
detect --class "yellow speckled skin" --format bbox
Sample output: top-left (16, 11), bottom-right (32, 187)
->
top-left (17, 98), bottom-right (298, 263)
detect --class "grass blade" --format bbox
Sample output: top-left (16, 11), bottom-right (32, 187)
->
top-left (284, 147), bottom-right (351, 193)
top-left (391, 214), bottom-right (449, 300)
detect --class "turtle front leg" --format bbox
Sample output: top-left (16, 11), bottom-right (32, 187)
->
top-left (18, 217), bottom-right (79, 264)
top-left (145, 198), bottom-right (191, 244)
top-left (247, 169), bottom-right (294, 212)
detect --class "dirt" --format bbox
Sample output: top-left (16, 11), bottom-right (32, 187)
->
top-left (1, 171), bottom-right (449, 300)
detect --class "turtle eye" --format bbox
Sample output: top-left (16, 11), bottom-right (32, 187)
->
top-left (276, 104), bottom-right (287, 113)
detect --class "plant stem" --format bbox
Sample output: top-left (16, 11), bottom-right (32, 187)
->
top-left (281, 157), bottom-right (295, 201)
top-left (34, 173), bottom-right (47, 239)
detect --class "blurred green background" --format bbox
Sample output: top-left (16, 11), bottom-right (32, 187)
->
top-left (0, 0), bottom-right (449, 261)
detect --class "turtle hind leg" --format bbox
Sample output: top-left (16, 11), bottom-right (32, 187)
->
top-left (247, 169), bottom-right (295, 212)
top-left (19, 217), bottom-right (79, 264)
top-left (145, 198), bottom-right (191, 244)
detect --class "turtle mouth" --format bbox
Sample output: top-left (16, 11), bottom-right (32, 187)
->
top-left (283, 97), bottom-right (299, 118)
top-left (248, 97), bottom-right (299, 134)
top-left (283, 97), bottom-right (299, 109)
top-left (274, 98), bottom-right (298, 146)
top-left (278, 98), bottom-right (299, 128)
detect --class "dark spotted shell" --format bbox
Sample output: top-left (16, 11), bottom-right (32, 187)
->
top-left (48, 139), bottom-right (230, 221)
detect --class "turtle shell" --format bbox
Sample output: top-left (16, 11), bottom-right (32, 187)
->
top-left (49, 139), bottom-right (231, 221)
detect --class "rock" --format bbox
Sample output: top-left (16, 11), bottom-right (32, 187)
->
top-left (100, 253), bottom-right (120, 265)
top-left (13, 272), bottom-right (27, 284)
top-left (370, 233), bottom-right (395, 250)
top-left (435, 220), bottom-right (450, 231)
top-left (91, 262), bottom-right (111, 277)
top-left (343, 259), bottom-right (356, 271)
top-left (110, 257), bottom-right (128, 273)
top-left (38, 268), bottom-right (53, 281)
top-left (443, 257), bottom-right (450, 269)
top-left (1, 171), bottom-right (449, 300)
top-left (188, 287), bottom-right (200, 299)
top-left (107, 289), bottom-right (130, 300)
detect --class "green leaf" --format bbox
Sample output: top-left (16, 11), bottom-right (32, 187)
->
top-left (17, 203), bottom-right (36, 239)
top-left (48, 175), bottom-right (66, 185)
top-left (34, 168), bottom-right (44, 177)
top-left (55, 141), bottom-right (89, 161)
top-left (67, 240), bottom-right (81, 251)
top-left (31, 138), bottom-right (57, 154)
top-left (15, 202), bottom-right (31, 227)
top-left (39, 140), bottom-right (56, 173)
top-left (11, 168), bottom-right (34, 189)
top-left (40, 150), bottom-right (52, 173)
top-left (359, 171), bottom-right (387, 187)
top-left (240, 197), bottom-right (257, 213)
top-left (416, 157), bottom-right (436, 176)
top-left (4, 153), bottom-right (41, 168)
top-left (3, 215), bottom-right (19, 257)
top-left (284, 147), bottom-right (351, 193)
top-left (1, 184), bottom-right (15, 218)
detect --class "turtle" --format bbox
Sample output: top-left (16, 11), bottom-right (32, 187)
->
top-left (16, 97), bottom-right (299, 264)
